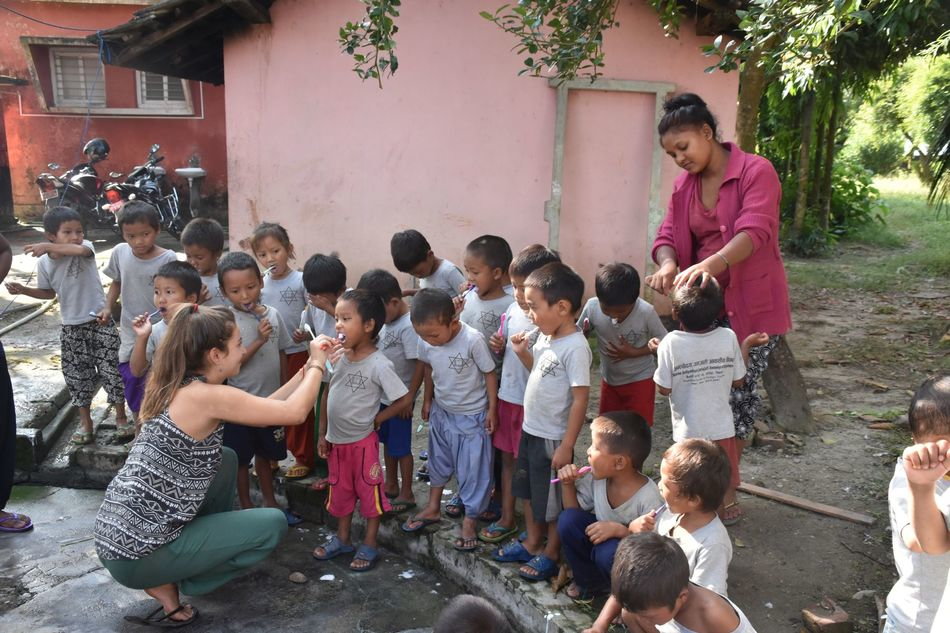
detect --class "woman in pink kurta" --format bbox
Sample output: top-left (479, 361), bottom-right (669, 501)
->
top-left (646, 93), bottom-right (792, 524)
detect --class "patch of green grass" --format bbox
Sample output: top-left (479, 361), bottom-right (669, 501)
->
top-left (787, 176), bottom-right (950, 290)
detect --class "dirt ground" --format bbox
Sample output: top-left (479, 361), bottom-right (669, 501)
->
top-left (629, 241), bottom-right (948, 633)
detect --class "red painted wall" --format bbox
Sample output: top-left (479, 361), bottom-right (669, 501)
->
top-left (0, 1), bottom-right (227, 221)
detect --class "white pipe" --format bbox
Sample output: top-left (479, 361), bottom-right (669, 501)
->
top-left (0, 298), bottom-right (57, 337)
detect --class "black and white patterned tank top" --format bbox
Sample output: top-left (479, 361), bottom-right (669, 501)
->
top-left (94, 382), bottom-right (223, 560)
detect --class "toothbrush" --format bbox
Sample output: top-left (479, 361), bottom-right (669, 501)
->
top-left (550, 465), bottom-right (592, 484)
top-left (243, 303), bottom-right (263, 321)
top-left (497, 312), bottom-right (506, 337)
top-left (146, 307), bottom-right (165, 320)
top-left (582, 317), bottom-right (590, 334)
top-left (651, 503), bottom-right (668, 518)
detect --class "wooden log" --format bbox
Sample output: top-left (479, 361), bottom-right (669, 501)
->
top-left (762, 336), bottom-right (815, 433)
top-left (738, 482), bottom-right (875, 526)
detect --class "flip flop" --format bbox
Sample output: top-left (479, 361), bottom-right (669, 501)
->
top-left (518, 554), bottom-right (558, 582)
top-left (401, 516), bottom-right (441, 533)
top-left (70, 431), bottom-right (93, 446)
top-left (350, 544), bottom-right (379, 572)
top-left (454, 536), bottom-right (479, 552)
top-left (443, 495), bottom-right (464, 519)
top-left (0, 512), bottom-right (33, 533)
top-left (283, 509), bottom-right (303, 526)
top-left (312, 535), bottom-right (355, 560)
top-left (720, 501), bottom-right (742, 527)
top-left (478, 522), bottom-right (518, 544)
top-left (124, 604), bottom-right (199, 628)
top-left (283, 464), bottom-right (310, 479)
top-left (492, 540), bottom-right (534, 563)
top-left (310, 478), bottom-right (330, 491)
top-left (388, 499), bottom-right (417, 513)
top-left (477, 501), bottom-right (502, 523)
top-left (114, 423), bottom-right (135, 440)
top-left (566, 582), bottom-right (607, 604)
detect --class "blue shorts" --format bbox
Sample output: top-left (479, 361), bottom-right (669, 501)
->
top-left (223, 422), bottom-right (287, 465)
top-left (377, 404), bottom-right (412, 458)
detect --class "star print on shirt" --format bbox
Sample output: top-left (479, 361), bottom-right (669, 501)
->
top-left (448, 353), bottom-right (472, 375)
top-left (344, 371), bottom-right (368, 393)
top-left (477, 310), bottom-right (500, 332)
top-left (539, 358), bottom-right (560, 378)
top-left (382, 331), bottom-right (400, 350)
top-left (279, 287), bottom-right (303, 306)
top-left (65, 257), bottom-right (83, 279)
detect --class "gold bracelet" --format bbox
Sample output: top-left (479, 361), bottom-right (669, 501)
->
top-left (715, 251), bottom-right (730, 269)
top-left (305, 362), bottom-right (325, 372)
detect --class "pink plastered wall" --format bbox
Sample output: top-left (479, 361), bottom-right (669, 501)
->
top-left (224, 0), bottom-right (737, 298)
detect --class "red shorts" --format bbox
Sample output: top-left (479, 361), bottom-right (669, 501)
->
top-left (493, 400), bottom-right (524, 456)
top-left (714, 436), bottom-right (742, 491)
top-left (599, 378), bottom-right (656, 425)
top-left (326, 432), bottom-right (390, 519)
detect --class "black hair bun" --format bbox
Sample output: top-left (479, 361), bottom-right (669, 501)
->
top-left (663, 93), bottom-right (707, 114)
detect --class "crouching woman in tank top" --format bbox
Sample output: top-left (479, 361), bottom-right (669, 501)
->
top-left (94, 303), bottom-right (332, 628)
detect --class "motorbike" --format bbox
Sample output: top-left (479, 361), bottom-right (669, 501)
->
top-left (102, 143), bottom-right (186, 238)
top-left (34, 139), bottom-right (120, 230)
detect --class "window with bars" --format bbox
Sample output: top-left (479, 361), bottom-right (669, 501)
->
top-left (50, 47), bottom-right (105, 107)
top-left (138, 72), bottom-right (191, 113)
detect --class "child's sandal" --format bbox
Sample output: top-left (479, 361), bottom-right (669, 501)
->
top-left (70, 431), bottom-right (93, 446)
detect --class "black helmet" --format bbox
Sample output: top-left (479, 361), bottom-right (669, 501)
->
top-left (82, 138), bottom-right (110, 161)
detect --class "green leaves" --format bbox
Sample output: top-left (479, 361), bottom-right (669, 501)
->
top-left (338, 0), bottom-right (401, 88)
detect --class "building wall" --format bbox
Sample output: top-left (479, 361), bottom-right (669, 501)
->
top-left (224, 0), bottom-right (738, 295)
top-left (0, 1), bottom-right (228, 220)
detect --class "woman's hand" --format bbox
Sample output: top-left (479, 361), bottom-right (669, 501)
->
top-left (308, 334), bottom-right (334, 367)
top-left (645, 260), bottom-right (678, 296)
top-left (672, 262), bottom-right (717, 291)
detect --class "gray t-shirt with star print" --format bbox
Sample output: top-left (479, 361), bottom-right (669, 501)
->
top-left (417, 322), bottom-right (495, 415)
top-left (326, 350), bottom-right (409, 444)
top-left (377, 312), bottom-right (420, 403)
top-left (522, 329), bottom-right (592, 440)
top-left (227, 305), bottom-right (291, 397)
top-left (578, 297), bottom-right (667, 385)
top-left (261, 270), bottom-right (308, 354)
top-left (36, 240), bottom-right (104, 325)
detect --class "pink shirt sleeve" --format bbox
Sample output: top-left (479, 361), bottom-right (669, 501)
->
top-left (732, 158), bottom-right (782, 253)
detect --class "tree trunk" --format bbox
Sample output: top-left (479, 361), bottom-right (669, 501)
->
top-left (735, 47), bottom-right (768, 153)
top-left (792, 91), bottom-right (816, 236)
top-left (818, 82), bottom-right (841, 231)
top-left (762, 337), bottom-right (815, 433)
top-left (809, 116), bottom-right (825, 209)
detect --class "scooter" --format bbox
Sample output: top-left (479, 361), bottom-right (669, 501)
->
top-left (102, 143), bottom-right (186, 238)
top-left (34, 138), bottom-right (119, 230)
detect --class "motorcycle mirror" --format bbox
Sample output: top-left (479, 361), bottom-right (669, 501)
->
top-left (109, 172), bottom-right (123, 179)
top-left (48, 163), bottom-right (60, 170)
top-left (150, 144), bottom-right (160, 153)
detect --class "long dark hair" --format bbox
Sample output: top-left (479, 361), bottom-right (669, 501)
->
top-left (657, 93), bottom-right (719, 139)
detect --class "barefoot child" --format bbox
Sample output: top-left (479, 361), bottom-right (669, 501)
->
top-left (586, 533), bottom-right (757, 633)
top-left (5, 206), bottom-right (129, 445)
top-left (217, 252), bottom-right (292, 517)
top-left (653, 278), bottom-right (768, 525)
top-left (495, 262), bottom-right (591, 582)
top-left (479, 244), bottom-right (561, 545)
top-left (299, 253), bottom-right (347, 490)
top-left (251, 222), bottom-right (310, 479)
top-left (390, 229), bottom-right (465, 297)
top-left (129, 261), bottom-right (202, 378)
top-left (556, 411), bottom-right (663, 601)
top-left (356, 269), bottom-right (422, 512)
top-left (588, 438), bottom-right (734, 632)
top-left (401, 289), bottom-right (498, 552)
top-left (181, 218), bottom-right (226, 306)
top-left (885, 375), bottom-right (950, 632)
top-left (95, 304), bottom-right (331, 628)
top-left (102, 202), bottom-right (178, 429)
top-left (312, 290), bottom-right (411, 571)
top-left (579, 262), bottom-right (667, 424)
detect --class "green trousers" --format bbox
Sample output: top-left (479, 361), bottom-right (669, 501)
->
top-left (101, 447), bottom-right (288, 596)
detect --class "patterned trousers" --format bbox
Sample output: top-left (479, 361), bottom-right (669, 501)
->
top-left (729, 335), bottom-right (780, 440)
top-left (60, 322), bottom-right (126, 408)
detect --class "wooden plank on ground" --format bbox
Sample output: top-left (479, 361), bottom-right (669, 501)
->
top-left (737, 482), bottom-right (875, 527)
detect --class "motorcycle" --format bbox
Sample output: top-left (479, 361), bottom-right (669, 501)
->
top-left (103, 143), bottom-right (186, 238)
top-left (34, 138), bottom-right (120, 230)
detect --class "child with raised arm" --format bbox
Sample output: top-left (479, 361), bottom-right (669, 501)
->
top-left (579, 262), bottom-right (667, 424)
top-left (298, 253), bottom-right (347, 490)
top-left (101, 202), bottom-right (178, 427)
top-left (5, 206), bottom-right (129, 444)
top-left (588, 439), bottom-right (734, 632)
top-left (401, 289), bottom-right (497, 553)
top-left (250, 222), bottom-right (310, 479)
top-left (653, 279), bottom-right (768, 524)
top-left (556, 411), bottom-right (662, 601)
top-left (356, 269), bottom-right (422, 512)
top-left (217, 252), bottom-right (292, 517)
top-left (390, 229), bottom-right (465, 297)
top-left (94, 304), bottom-right (331, 627)
top-left (479, 244), bottom-right (561, 544)
top-left (312, 290), bottom-right (411, 571)
top-left (181, 218), bottom-right (226, 306)
top-left (586, 533), bottom-right (757, 633)
top-left (885, 375), bottom-right (950, 633)
top-left (129, 261), bottom-right (202, 378)
top-left (493, 262), bottom-right (591, 582)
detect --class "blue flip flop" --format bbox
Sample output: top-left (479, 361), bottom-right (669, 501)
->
top-left (519, 554), bottom-right (558, 582)
top-left (312, 535), bottom-right (355, 560)
top-left (443, 495), bottom-right (464, 519)
top-left (283, 509), bottom-right (304, 526)
top-left (492, 540), bottom-right (534, 563)
top-left (350, 544), bottom-right (379, 572)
